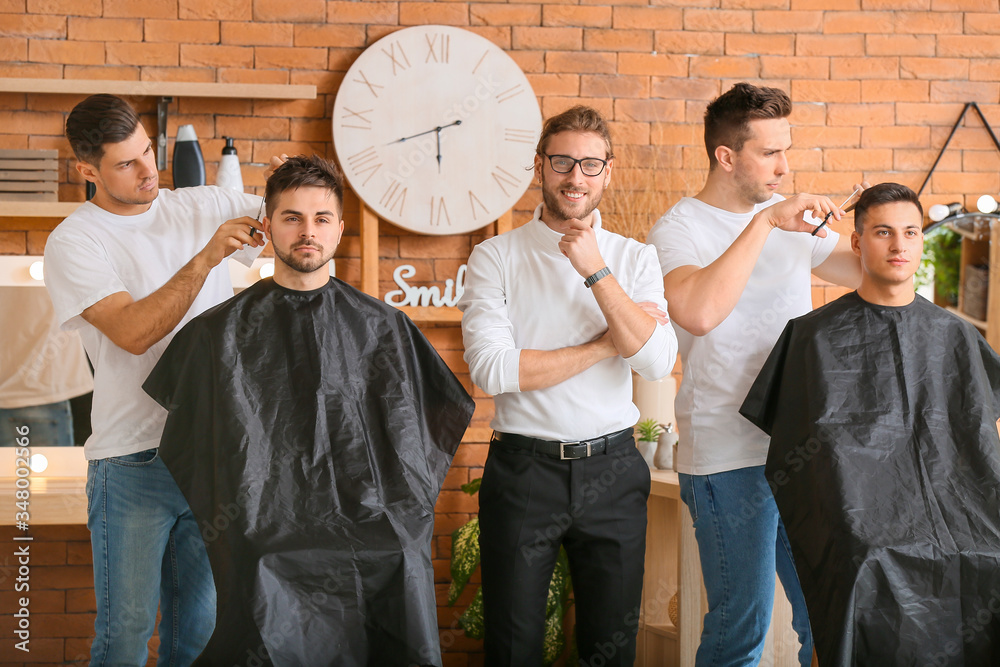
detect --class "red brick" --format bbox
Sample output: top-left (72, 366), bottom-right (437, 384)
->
top-left (254, 46), bottom-right (328, 70)
top-left (526, 73), bottom-right (579, 97)
top-left (216, 115), bottom-right (289, 140)
top-left (106, 42), bottom-right (179, 67)
top-left (965, 12), bottom-right (1000, 34)
top-left (618, 52), bottom-right (687, 76)
top-left (180, 44), bottom-right (253, 68)
top-left (28, 38), bottom-right (104, 65)
top-left (932, 0), bottom-right (996, 8)
top-left (615, 98), bottom-right (684, 123)
top-left (0, 12), bottom-right (65, 37)
top-left (684, 9), bottom-right (753, 32)
top-left (830, 57), bottom-right (899, 80)
top-left (755, 9), bottom-right (823, 32)
top-left (864, 0), bottom-right (928, 7)
top-left (930, 81), bottom-right (1000, 103)
top-left (219, 20), bottom-right (292, 45)
top-left (144, 18), bottom-right (219, 43)
top-left (0, 231), bottom-right (27, 253)
top-left (791, 126), bottom-right (861, 148)
top-left (900, 57), bottom-right (969, 80)
top-left (218, 67), bottom-right (291, 85)
top-left (794, 171), bottom-right (865, 195)
top-left (0, 0), bottom-right (25, 9)
top-left (861, 125), bottom-right (930, 148)
top-left (723, 0), bottom-right (787, 5)
top-left (826, 103), bottom-right (894, 127)
top-left (584, 28), bottom-right (652, 52)
top-left (655, 30), bottom-right (724, 55)
top-left (470, 3), bottom-right (540, 26)
top-left (399, 236), bottom-right (471, 259)
top-left (253, 0), bottom-right (324, 22)
top-left (140, 66), bottom-right (216, 82)
top-left (859, 80), bottom-right (929, 103)
top-left (651, 76), bottom-right (719, 100)
top-left (796, 34), bottom-right (864, 57)
top-left (931, 126), bottom-right (1000, 150)
top-left (0, 35), bottom-right (25, 60)
top-left (0, 109), bottom-right (64, 135)
top-left (650, 122), bottom-right (703, 146)
top-left (790, 102), bottom-right (826, 126)
top-left (865, 34), bottom-right (935, 57)
top-left (608, 120), bottom-right (650, 144)
top-left (253, 97), bottom-right (327, 118)
top-left (326, 1), bottom-right (397, 24)
top-left (180, 0), bottom-right (250, 19)
top-left (928, 171), bottom-right (999, 195)
top-left (689, 55), bottom-right (760, 79)
top-left (545, 51), bottom-right (616, 74)
top-left (105, 0), bottom-right (176, 18)
top-left (512, 26), bottom-right (582, 50)
top-left (895, 10), bottom-right (963, 33)
top-left (823, 11), bottom-right (894, 34)
top-left (543, 5), bottom-right (612, 27)
top-left (293, 24), bottom-right (366, 47)
top-left (970, 59), bottom-right (1000, 81)
top-left (66, 540), bottom-right (91, 566)
top-left (893, 148), bottom-right (961, 171)
top-left (67, 17), bottom-right (142, 42)
top-left (963, 150), bottom-right (1000, 172)
top-left (726, 33), bottom-right (794, 56)
top-left (613, 6), bottom-right (682, 29)
top-left (823, 148), bottom-right (893, 171)
top-left (466, 25), bottom-right (511, 49)
top-left (794, 0), bottom-right (859, 6)
top-left (399, 2), bottom-right (470, 26)
top-left (581, 73), bottom-right (649, 99)
top-left (939, 35), bottom-right (1000, 58)
top-left (26, 0), bottom-right (100, 15)
top-left (759, 55), bottom-right (828, 79)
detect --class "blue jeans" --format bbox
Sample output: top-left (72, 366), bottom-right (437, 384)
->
top-left (0, 400), bottom-right (75, 447)
top-left (679, 466), bottom-right (813, 667)
top-left (86, 448), bottom-right (215, 666)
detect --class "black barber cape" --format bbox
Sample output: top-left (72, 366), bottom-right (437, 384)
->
top-left (143, 277), bottom-right (474, 667)
top-left (740, 291), bottom-right (1000, 666)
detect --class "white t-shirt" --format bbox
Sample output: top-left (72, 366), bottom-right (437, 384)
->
top-left (44, 186), bottom-right (261, 460)
top-left (647, 195), bottom-right (838, 475)
top-left (459, 205), bottom-right (678, 441)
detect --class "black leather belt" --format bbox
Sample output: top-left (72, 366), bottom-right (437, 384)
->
top-left (490, 427), bottom-right (634, 461)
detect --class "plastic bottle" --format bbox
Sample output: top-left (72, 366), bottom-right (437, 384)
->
top-left (172, 124), bottom-right (205, 188)
top-left (216, 136), bottom-right (244, 192)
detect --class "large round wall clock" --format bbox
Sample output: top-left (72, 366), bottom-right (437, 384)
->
top-left (332, 25), bottom-right (542, 235)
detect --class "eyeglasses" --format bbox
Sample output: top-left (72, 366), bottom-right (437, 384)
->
top-left (543, 154), bottom-right (608, 177)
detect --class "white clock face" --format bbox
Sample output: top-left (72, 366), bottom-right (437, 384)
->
top-left (332, 25), bottom-right (542, 235)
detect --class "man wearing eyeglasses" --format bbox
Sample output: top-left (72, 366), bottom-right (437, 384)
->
top-left (459, 106), bottom-right (678, 666)
top-left (647, 82), bottom-right (863, 666)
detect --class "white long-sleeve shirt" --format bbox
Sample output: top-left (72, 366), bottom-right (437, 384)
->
top-left (459, 205), bottom-right (678, 441)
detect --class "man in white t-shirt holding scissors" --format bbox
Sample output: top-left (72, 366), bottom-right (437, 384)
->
top-left (43, 94), bottom-right (268, 665)
top-left (647, 83), bottom-right (863, 666)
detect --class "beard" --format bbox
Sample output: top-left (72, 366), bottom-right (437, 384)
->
top-left (272, 240), bottom-right (335, 274)
top-left (733, 170), bottom-right (774, 206)
top-left (540, 177), bottom-right (604, 225)
top-left (100, 176), bottom-right (158, 207)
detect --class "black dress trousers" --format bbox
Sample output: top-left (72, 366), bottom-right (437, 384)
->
top-left (478, 438), bottom-right (651, 666)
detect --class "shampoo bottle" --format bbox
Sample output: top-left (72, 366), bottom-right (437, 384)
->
top-left (172, 124), bottom-right (205, 188)
top-left (216, 136), bottom-right (244, 192)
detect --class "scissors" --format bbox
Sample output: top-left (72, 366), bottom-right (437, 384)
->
top-left (811, 187), bottom-right (862, 237)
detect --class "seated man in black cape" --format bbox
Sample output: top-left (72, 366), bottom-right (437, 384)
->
top-left (740, 183), bottom-right (1000, 666)
top-left (143, 155), bottom-right (475, 667)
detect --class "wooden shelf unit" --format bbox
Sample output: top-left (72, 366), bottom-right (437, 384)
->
top-left (1, 201), bottom-right (83, 218)
top-left (358, 201), bottom-right (511, 324)
top-left (944, 216), bottom-right (1000, 349)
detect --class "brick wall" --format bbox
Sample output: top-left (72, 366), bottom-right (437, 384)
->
top-left (3, 0), bottom-right (1000, 663)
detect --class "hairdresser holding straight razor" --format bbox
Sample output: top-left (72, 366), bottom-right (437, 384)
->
top-left (646, 83), bottom-right (864, 667)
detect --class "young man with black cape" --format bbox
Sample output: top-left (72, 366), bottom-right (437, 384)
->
top-left (740, 183), bottom-right (1000, 666)
top-left (143, 155), bottom-right (475, 667)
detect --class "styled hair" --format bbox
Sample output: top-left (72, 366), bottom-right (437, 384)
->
top-left (536, 105), bottom-right (614, 160)
top-left (854, 183), bottom-right (923, 234)
top-left (703, 83), bottom-right (791, 169)
top-left (264, 154), bottom-right (345, 218)
top-left (65, 94), bottom-right (142, 166)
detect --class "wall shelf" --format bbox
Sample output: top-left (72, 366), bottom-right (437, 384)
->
top-left (1, 201), bottom-right (83, 218)
top-left (0, 77), bottom-right (316, 100)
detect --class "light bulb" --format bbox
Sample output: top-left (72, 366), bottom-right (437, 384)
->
top-left (977, 195), bottom-right (999, 214)
top-left (29, 453), bottom-right (48, 473)
top-left (28, 261), bottom-right (44, 281)
top-left (258, 262), bottom-right (274, 279)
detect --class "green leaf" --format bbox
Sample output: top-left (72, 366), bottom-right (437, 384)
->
top-left (541, 548), bottom-right (572, 665)
top-left (636, 417), bottom-right (662, 442)
top-left (541, 595), bottom-right (567, 666)
top-left (458, 586), bottom-right (485, 639)
top-left (461, 477), bottom-right (482, 496)
top-left (447, 517), bottom-right (480, 606)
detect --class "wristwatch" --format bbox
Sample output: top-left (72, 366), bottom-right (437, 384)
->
top-left (584, 267), bottom-right (611, 288)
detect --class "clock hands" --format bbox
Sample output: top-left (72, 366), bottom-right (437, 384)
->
top-left (387, 120), bottom-right (463, 173)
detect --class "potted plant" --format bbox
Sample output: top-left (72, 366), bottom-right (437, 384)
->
top-left (635, 417), bottom-right (662, 468)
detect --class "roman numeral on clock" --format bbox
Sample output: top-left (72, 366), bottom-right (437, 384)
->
top-left (430, 196), bottom-right (451, 227)
top-left (504, 128), bottom-right (535, 144)
top-left (468, 190), bottom-right (488, 221)
top-left (496, 85), bottom-right (524, 104)
top-left (425, 33), bottom-right (450, 64)
top-left (380, 180), bottom-right (407, 217)
top-left (346, 147), bottom-right (382, 186)
top-left (352, 70), bottom-right (383, 99)
top-left (340, 107), bottom-right (373, 130)
top-left (491, 166), bottom-right (520, 197)
top-left (381, 41), bottom-right (411, 76)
